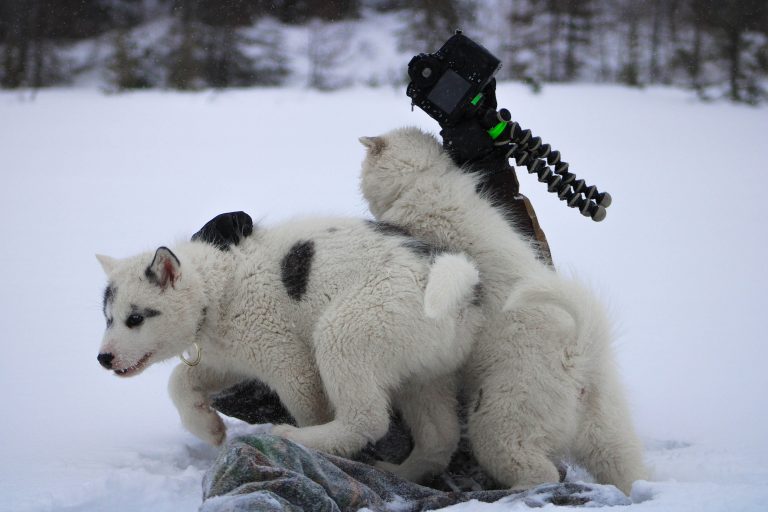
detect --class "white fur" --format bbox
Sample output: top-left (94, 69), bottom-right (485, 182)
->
top-left (424, 253), bottom-right (480, 319)
top-left (96, 217), bottom-right (483, 482)
top-left (359, 127), bottom-right (647, 494)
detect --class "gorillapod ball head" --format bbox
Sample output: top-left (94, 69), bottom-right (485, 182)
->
top-left (407, 31), bottom-right (612, 222)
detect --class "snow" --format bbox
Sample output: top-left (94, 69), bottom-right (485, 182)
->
top-left (1, 83), bottom-right (767, 511)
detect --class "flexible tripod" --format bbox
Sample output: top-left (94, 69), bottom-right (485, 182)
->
top-left (440, 81), bottom-right (612, 222)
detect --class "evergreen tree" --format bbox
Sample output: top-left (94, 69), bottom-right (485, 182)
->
top-left (615, 0), bottom-right (644, 87)
top-left (497, 0), bottom-right (549, 85)
top-left (165, 0), bottom-right (206, 89)
top-left (398, 0), bottom-right (472, 54)
top-left (106, 29), bottom-right (157, 90)
top-left (0, 1), bottom-right (68, 88)
top-left (247, 24), bottom-right (290, 86)
top-left (307, 19), bottom-right (351, 90)
top-left (561, 0), bottom-right (594, 82)
top-left (266, 0), bottom-right (360, 24)
top-left (692, 0), bottom-right (768, 102)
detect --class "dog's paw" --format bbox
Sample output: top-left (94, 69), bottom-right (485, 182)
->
top-left (271, 424), bottom-right (326, 452)
top-left (205, 414), bottom-right (227, 446)
top-left (182, 405), bottom-right (227, 446)
top-left (271, 423), bottom-right (299, 438)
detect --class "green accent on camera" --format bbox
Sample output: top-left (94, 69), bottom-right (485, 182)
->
top-left (488, 121), bottom-right (507, 140)
top-left (471, 93), bottom-right (483, 106)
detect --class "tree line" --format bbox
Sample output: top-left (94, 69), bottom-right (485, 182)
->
top-left (0, 0), bottom-right (766, 103)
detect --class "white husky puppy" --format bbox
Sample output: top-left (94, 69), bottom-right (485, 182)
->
top-left (359, 127), bottom-right (647, 494)
top-left (96, 216), bottom-right (482, 479)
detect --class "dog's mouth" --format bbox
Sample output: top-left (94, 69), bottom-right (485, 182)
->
top-left (114, 352), bottom-right (153, 377)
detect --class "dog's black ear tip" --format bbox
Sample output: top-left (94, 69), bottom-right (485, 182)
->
top-left (153, 246), bottom-right (180, 265)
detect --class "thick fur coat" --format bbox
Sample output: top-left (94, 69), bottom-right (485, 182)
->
top-left (359, 127), bottom-right (647, 494)
top-left (96, 216), bottom-right (483, 479)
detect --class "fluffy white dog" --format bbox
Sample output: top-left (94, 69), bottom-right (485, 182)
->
top-left (359, 128), bottom-right (647, 494)
top-left (96, 216), bottom-right (482, 479)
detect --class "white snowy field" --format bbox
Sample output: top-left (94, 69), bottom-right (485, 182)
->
top-left (0, 83), bottom-right (766, 512)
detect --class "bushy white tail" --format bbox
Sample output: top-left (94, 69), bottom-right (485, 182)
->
top-left (503, 271), bottom-right (613, 357)
top-left (503, 271), bottom-right (582, 320)
top-left (424, 253), bottom-right (480, 319)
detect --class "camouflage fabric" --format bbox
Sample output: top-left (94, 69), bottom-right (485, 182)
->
top-left (200, 434), bottom-right (631, 511)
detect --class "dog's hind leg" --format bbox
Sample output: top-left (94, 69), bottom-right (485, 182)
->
top-left (271, 299), bottom-right (394, 457)
top-left (377, 374), bottom-right (461, 483)
top-left (469, 400), bottom-right (562, 490)
top-left (271, 361), bottom-right (392, 458)
top-left (572, 368), bottom-right (647, 495)
top-left (468, 309), bottom-right (581, 490)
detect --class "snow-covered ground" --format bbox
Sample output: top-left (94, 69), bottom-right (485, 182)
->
top-left (0, 84), bottom-right (766, 511)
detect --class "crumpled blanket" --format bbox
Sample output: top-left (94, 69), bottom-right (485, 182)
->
top-left (200, 434), bottom-right (631, 512)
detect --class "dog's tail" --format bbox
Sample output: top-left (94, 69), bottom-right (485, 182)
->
top-left (503, 270), bottom-right (612, 356)
top-left (504, 271), bottom-right (613, 356)
top-left (424, 253), bottom-right (481, 319)
top-left (503, 270), bottom-right (582, 322)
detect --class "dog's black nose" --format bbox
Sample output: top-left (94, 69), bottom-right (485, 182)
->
top-left (98, 352), bottom-right (114, 369)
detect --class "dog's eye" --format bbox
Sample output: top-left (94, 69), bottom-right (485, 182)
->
top-left (126, 314), bottom-right (144, 328)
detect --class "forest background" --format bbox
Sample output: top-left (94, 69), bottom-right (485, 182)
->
top-left (1, 0), bottom-right (767, 104)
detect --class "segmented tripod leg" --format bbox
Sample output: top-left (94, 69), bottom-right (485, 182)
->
top-left (505, 122), bottom-right (611, 221)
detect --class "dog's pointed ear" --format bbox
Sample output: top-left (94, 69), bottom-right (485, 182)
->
top-left (359, 136), bottom-right (386, 155)
top-left (96, 254), bottom-right (118, 275)
top-left (145, 247), bottom-right (181, 289)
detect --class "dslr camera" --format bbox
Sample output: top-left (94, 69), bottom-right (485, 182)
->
top-left (407, 32), bottom-right (501, 128)
top-left (407, 32), bottom-right (612, 222)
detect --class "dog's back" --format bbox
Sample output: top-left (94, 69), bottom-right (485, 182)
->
top-left (226, 217), bottom-right (481, 376)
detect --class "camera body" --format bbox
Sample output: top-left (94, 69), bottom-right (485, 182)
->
top-left (407, 32), bottom-right (501, 127)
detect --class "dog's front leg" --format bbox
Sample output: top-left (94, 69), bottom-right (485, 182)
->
top-left (267, 345), bottom-right (331, 429)
top-left (168, 363), bottom-right (240, 446)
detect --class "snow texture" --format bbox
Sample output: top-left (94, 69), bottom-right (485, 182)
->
top-left (0, 83), bottom-right (767, 511)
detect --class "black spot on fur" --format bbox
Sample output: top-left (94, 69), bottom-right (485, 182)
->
top-left (474, 388), bottom-right (484, 413)
top-left (401, 239), bottom-right (439, 259)
top-left (326, 227), bottom-right (338, 233)
top-left (196, 307), bottom-right (208, 335)
top-left (471, 282), bottom-right (485, 307)
top-left (103, 284), bottom-right (115, 327)
top-left (281, 240), bottom-right (315, 301)
top-left (144, 266), bottom-right (157, 284)
top-left (102, 285), bottom-right (115, 314)
top-left (191, 211), bottom-right (254, 251)
top-left (367, 219), bottom-right (444, 260)
top-left (130, 305), bottom-right (161, 318)
top-left (365, 219), bottom-right (412, 238)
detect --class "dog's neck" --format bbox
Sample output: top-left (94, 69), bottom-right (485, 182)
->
top-left (174, 241), bottom-right (238, 351)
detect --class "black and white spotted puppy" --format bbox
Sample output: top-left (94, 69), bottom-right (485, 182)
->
top-left (96, 216), bottom-right (483, 480)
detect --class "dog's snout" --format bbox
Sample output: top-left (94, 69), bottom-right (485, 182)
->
top-left (98, 352), bottom-right (114, 369)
